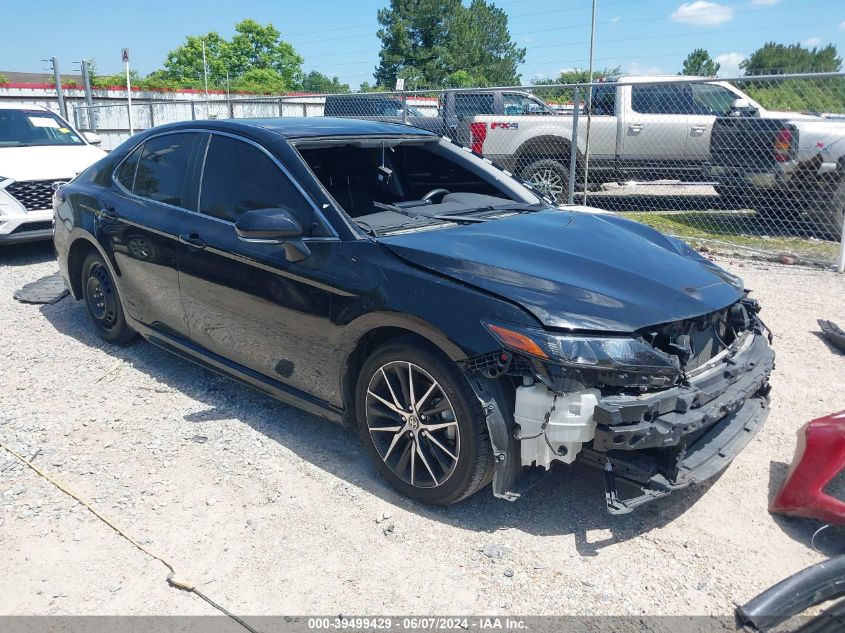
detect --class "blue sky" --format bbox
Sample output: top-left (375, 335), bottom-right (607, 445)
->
top-left (2, 0), bottom-right (844, 87)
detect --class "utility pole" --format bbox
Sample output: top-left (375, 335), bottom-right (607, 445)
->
top-left (79, 59), bottom-right (96, 132)
top-left (47, 57), bottom-right (67, 119)
top-left (202, 40), bottom-right (210, 117)
top-left (122, 48), bottom-right (134, 134)
top-left (582, 0), bottom-right (598, 204)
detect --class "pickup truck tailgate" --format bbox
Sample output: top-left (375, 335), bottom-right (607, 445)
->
top-left (710, 117), bottom-right (796, 169)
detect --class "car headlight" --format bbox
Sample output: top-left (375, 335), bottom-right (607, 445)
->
top-left (484, 321), bottom-right (681, 377)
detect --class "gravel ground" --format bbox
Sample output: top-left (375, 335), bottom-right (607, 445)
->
top-left (1, 241), bottom-right (844, 617)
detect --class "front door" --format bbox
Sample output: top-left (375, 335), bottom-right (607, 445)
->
top-left (176, 132), bottom-right (338, 396)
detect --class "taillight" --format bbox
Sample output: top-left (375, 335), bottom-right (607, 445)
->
top-left (470, 122), bottom-right (487, 155)
top-left (773, 128), bottom-right (793, 162)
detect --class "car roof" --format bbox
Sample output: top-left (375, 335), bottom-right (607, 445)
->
top-left (0, 102), bottom-right (51, 111)
top-left (164, 117), bottom-right (436, 139)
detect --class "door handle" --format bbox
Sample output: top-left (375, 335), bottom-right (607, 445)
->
top-left (628, 123), bottom-right (643, 133)
top-left (691, 125), bottom-right (706, 134)
top-left (99, 206), bottom-right (119, 219)
top-left (179, 232), bottom-right (206, 249)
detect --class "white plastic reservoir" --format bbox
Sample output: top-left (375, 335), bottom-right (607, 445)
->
top-left (514, 384), bottom-right (601, 468)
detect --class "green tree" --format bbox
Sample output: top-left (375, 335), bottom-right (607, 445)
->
top-left (302, 71), bottom-right (350, 93)
top-left (374, 0), bottom-right (525, 89)
top-left (0, 74), bottom-right (8, 85)
top-left (741, 42), bottom-right (841, 75)
top-left (161, 31), bottom-right (229, 84)
top-left (681, 48), bottom-right (720, 76)
top-left (226, 19), bottom-right (303, 88)
top-left (160, 20), bottom-right (303, 92)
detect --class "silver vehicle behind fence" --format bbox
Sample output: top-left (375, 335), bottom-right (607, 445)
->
top-left (64, 72), bottom-right (845, 269)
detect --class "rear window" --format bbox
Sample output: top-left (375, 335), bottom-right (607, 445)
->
top-left (454, 93), bottom-right (495, 117)
top-left (130, 133), bottom-right (202, 208)
top-left (0, 109), bottom-right (84, 147)
top-left (631, 84), bottom-right (695, 115)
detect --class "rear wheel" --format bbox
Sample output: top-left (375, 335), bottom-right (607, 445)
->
top-left (355, 338), bottom-right (493, 505)
top-left (520, 158), bottom-right (569, 203)
top-left (81, 252), bottom-right (135, 345)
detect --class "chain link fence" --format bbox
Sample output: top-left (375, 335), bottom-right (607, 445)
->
top-left (73, 72), bottom-right (845, 269)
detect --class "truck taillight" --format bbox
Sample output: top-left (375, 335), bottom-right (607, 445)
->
top-left (773, 128), bottom-right (793, 162)
top-left (470, 122), bottom-right (487, 155)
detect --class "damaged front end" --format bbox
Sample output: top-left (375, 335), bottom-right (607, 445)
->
top-left (462, 297), bottom-right (775, 514)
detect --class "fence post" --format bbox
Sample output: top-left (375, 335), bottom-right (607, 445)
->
top-left (567, 86), bottom-right (579, 206)
top-left (190, 101), bottom-right (196, 121)
top-left (837, 220), bottom-right (845, 273)
top-left (402, 93), bottom-right (408, 125)
top-left (148, 102), bottom-right (154, 129)
top-left (278, 98), bottom-right (284, 117)
top-left (80, 60), bottom-right (96, 132)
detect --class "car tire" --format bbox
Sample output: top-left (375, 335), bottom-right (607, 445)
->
top-left (81, 252), bottom-right (135, 345)
top-left (520, 158), bottom-right (569, 203)
top-left (355, 338), bottom-right (494, 505)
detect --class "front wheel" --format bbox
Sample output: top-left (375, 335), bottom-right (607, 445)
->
top-left (520, 158), bottom-right (569, 203)
top-left (355, 338), bottom-right (494, 505)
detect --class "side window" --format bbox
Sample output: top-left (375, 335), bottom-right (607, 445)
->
top-left (691, 84), bottom-right (737, 116)
top-left (133, 132), bottom-right (201, 208)
top-left (590, 86), bottom-right (616, 116)
top-left (199, 134), bottom-right (314, 230)
top-left (631, 84), bottom-right (695, 115)
top-left (454, 93), bottom-right (495, 117)
top-left (114, 144), bottom-right (142, 191)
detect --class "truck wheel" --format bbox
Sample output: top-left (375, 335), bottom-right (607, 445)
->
top-left (520, 159), bottom-right (569, 203)
top-left (714, 185), bottom-right (754, 210)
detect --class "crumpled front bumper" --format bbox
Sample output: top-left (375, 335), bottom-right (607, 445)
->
top-left (578, 332), bottom-right (775, 513)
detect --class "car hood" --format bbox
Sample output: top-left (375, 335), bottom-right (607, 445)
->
top-left (0, 145), bottom-right (106, 181)
top-left (379, 209), bottom-right (744, 332)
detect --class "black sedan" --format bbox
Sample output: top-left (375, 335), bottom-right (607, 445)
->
top-left (53, 118), bottom-right (774, 511)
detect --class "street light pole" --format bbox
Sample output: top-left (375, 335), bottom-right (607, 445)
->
top-left (582, 0), bottom-right (597, 204)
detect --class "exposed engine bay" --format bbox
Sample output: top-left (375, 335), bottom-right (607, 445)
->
top-left (462, 296), bottom-right (775, 513)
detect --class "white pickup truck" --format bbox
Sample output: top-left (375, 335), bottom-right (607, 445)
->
top-left (467, 75), bottom-right (763, 200)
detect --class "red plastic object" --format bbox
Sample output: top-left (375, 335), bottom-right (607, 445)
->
top-left (469, 122), bottom-right (487, 155)
top-left (770, 411), bottom-right (845, 525)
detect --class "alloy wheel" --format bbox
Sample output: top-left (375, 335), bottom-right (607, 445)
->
top-left (365, 361), bottom-right (461, 488)
top-left (528, 168), bottom-right (565, 201)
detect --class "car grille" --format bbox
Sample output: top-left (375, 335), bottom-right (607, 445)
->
top-left (5, 180), bottom-right (55, 211)
top-left (10, 221), bottom-right (52, 234)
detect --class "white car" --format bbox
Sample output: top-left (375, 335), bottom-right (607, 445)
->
top-left (0, 103), bottom-right (106, 244)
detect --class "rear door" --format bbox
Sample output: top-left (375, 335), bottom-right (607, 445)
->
top-left (176, 132), bottom-right (338, 393)
top-left (103, 131), bottom-right (203, 336)
top-left (620, 82), bottom-right (695, 179)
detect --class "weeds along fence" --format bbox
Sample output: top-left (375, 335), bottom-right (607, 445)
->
top-left (71, 72), bottom-right (845, 270)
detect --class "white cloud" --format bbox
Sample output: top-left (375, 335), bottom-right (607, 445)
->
top-left (714, 52), bottom-right (745, 76)
top-left (801, 36), bottom-right (822, 47)
top-left (839, 20), bottom-right (845, 30)
top-left (624, 61), bottom-right (667, 76)
top-left (611, 16), bottom-right (621, 24)
top-left (671, 1), bottom-right (734, 26)
top-left (751, 0), bottom-right (781, 6)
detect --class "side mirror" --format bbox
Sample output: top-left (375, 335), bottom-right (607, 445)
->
top-left (83, 132), bottom-right (102, 145)
top-left (235, 207), bottom-right (311, 262)
top-left (729, 98), bottom-right (759, 117)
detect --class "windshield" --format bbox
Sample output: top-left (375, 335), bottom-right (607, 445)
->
top-left (0, 109), bottom-right (85, 147)
top-left (296, 137), bottom-right (546, 235)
